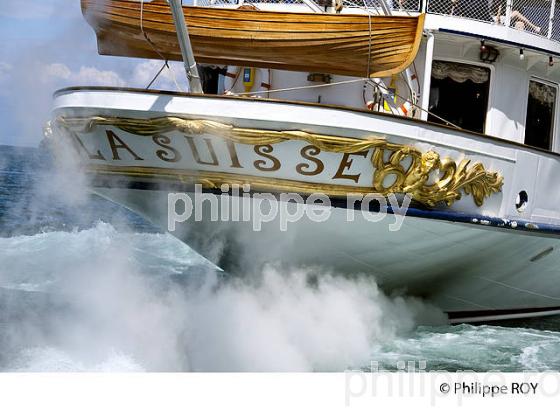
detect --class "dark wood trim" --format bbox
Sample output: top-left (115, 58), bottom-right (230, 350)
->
top-left (447, 306), bottom-right (560, 319)
top-left (53, 86), bottom-right (560, 159)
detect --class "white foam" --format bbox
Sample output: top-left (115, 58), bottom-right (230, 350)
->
top-left (7, 347), bottom-right (144, 372)
top-left (0, 223), bottom-right (446, 371)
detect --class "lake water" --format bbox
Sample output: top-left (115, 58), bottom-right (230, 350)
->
top-left (1, 144), bottom-right (559, 372)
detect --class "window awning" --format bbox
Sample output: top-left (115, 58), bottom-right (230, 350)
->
top-left (529, 81), bottom-right (556, 106)
top-left (432, 61), bottom-right (490, 84)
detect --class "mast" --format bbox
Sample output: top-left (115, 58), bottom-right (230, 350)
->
top-left (167, 0), bottom-right (203, 93)
top-left (420, 31), bottom-right (434, 121)
top-left (377, 0), bottom-right (417, 114)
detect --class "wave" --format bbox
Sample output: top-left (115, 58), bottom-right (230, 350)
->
top-left (0, 222), bottom-right (447, 371)
top-left (1, 223), bottom-right (559, 371)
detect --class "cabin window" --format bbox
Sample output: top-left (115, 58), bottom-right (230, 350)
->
top-left (524, 80), bottom-right (556, 150)
top-left (428, 61), bottom-right (491, 133)
top-left (200, 66), bottom-right (226, 94)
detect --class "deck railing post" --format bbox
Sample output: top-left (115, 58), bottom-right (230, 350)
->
top-left (379, 0), bottom-right (392, 15)
top-left (505, 0), bottom-right (513, 27)
top-left (549, 0), bottom-right (556, 39)
top-left (301, 0), bottom-right (324, 13)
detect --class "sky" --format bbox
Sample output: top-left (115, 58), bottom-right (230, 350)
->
top-left (0, 0), bottom-right (188, 147)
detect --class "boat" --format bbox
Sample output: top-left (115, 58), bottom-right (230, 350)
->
top-left (51, 0), bottom-right (560, 323)
top-left (81, 0), bottom-right (425, 78)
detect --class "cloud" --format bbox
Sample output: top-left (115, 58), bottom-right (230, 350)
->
top-left (0, 0), bottom-right (75, 20)
top-left (0, 62), bottom-right (12, 85)
top-left (43, 63), bottom-right (72, 80)
top-left (2, 61), bottom-right (127, 146)
top-left (72, 66), bottom-right (127, 87)
top-left (43, 63), bottom-right (126, 87)
top-left (130, 60), bottom-right (187, 91)
top-left (0, 62), bottom-right (12, 76)
top-left (0, 63), bottom-right (13, 97)
top-left (0, 2), bottom-right (54, 19)
top-left (42, 61), bottom-right (188, 90)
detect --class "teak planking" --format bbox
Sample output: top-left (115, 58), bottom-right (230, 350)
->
top-left (81, 0), bottom-right (425, 78)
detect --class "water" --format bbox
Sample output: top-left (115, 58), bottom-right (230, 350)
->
top-left (1, 144), bottom-right (559, 372)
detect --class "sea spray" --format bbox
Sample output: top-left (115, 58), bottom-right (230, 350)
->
top-left (4, 146), bottom-right (559, 372)
top-left (0, 222), bottom-right (446, 371)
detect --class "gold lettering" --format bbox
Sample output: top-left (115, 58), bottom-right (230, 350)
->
top-left (226, 140), bottom-right (243, 168)
top-left (152, 135), bottom-right (181, 163)
top-left (106, 130), bottom-right (143, 161)
top-left (333, 151), bottom-right (368, 183)
top-left (71, 132), bottom-right (105, 160)
top-left (185, 136), bottom-right (219, 166)
top-left (296, 145), bottom-right (324, 176)
top-left (253, 144), bottom-right (281, 172)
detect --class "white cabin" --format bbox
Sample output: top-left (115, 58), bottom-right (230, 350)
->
top-left (196, 0), bottom-right (560, 153)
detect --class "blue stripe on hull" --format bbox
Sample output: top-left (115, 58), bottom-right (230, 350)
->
top-left (89, 175), bottom-right (560, 238)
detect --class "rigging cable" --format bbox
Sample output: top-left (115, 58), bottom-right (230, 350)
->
top-left (232, 77), bottom-right (461, 129)
top-left (363, 0), bottom-right (373, 79)
top-left (365, 79), bottom-right (461, 129)
top-left (140, 0), bottom-right (183, 91)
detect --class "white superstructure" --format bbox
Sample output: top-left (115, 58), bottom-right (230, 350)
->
top-left (50, 0), bottom-right (560, 322)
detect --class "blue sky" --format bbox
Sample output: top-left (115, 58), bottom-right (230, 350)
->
top-left (0, 0), bottom-right (187, 147)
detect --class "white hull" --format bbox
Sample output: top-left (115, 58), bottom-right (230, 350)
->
top-left (50, 88), bottom-right (560, 322)
top-left (92, 187), bottom-right (560, 321)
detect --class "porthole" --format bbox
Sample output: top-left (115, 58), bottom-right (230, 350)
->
top-left (515, 190), bottom-right (528, 213)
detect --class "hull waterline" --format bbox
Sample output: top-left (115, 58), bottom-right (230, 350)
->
top-left (50, 88), bottom-right (560, 322)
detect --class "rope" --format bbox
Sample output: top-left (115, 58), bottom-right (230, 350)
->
top-left (136, 1), bottom-right (457, 128)
top-left (140, 0), bottom-right (184, 91)
top-left (145, 63), bottom-right (167, 90)
top-left (365, 79), bottom-right (461, 129)
top-left (364, 0), bottom-right (373, 78)
top-left (231, 76), bottom-right (461, 130)
top-left (224, 68), bottom-right (242, 94)
top-left (232, 78), bottom-right (367, 96)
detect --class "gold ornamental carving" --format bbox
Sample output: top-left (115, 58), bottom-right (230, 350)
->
top-left (55, 116), bottom-right (504, 207)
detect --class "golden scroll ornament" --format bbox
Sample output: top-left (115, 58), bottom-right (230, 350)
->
top-left (55, 116), bottom-right (504, 207)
